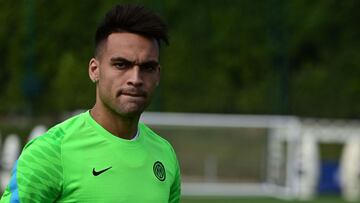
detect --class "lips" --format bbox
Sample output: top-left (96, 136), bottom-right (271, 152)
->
top-left (117, 89), bottom-right (147, 98)
top-left (122, 92), bottom-right (145, 97)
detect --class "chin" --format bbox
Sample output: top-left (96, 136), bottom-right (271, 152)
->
top-left (115, 106), bottom-right (146, 118)
top-left (107, 99), bottom-right (150, 118)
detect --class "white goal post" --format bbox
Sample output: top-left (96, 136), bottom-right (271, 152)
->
top-left (140, 112), bottom-right (360, 200)
top-left (140, 112), bottom-right (302, 199)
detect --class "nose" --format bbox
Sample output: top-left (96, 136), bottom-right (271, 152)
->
top-left (126, 66), bottom-right (143, 87)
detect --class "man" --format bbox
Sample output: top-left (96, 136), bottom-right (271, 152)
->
top-left (0, 4), bottom-right (181, 203)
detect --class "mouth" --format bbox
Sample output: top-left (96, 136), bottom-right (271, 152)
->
top-left (122, 93), bottom-right (145, 97)
top-left (117, 89), bottom-right (147, 98)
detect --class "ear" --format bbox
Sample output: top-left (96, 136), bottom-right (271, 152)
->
top-left (89, 58), bottom-right (99, 83)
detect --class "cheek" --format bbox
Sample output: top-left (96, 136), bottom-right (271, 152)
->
top-left (143, 75), bottom-right (156, 86)
top-left (146, 80), bottom-right (159, 94)
top-left (146, 73), bottom-right (160, 87)
top-left (99, 74), bottom-right (117, 95)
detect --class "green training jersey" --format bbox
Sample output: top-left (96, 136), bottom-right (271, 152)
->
top-left (0, 111), bottom-right (181, 203)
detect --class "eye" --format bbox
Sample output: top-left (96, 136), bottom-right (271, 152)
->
top-left (141, 62), bottom-right (159, 72)
top-left (113, 61), bottom-right (131, 69)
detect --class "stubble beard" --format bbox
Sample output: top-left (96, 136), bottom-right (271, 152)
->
top-left (102, 93), bottom-right (150, 119)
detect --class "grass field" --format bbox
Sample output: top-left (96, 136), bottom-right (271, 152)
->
top-left (181, 196), bottom-right (348, 203)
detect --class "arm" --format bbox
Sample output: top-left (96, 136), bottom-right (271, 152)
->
top-left (168, 148), bottom-right (181, 203)
top-left (0, 133), bottom-right (63, 202)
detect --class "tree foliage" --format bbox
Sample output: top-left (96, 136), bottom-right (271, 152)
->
top-left (0, 0), bottom-right (359, 118)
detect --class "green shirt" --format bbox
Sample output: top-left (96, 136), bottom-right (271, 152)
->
top-left (0, 111), bottom-right (181, 203)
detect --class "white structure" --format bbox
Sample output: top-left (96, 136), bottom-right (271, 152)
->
top-left (140, 112), bottom-right (360, 200)
top-left (0, 134), bottom-right (21, 191)
top-left (340, 137), bottom-right (360, 202)
top-left (141, 112), bottom-right (303, 199)
top-left (28, 125), bottom-right (47, 141)
top-left (296, 134), bottom-right (320, 200)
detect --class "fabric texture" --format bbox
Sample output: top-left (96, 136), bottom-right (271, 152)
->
top-left (0, 111), bottom-right (181, 203)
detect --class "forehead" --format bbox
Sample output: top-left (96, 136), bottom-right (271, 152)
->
top-left (101, 32), bottom-right (159, 61)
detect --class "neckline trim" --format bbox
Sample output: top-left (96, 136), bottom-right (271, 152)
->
top-left (85, 110), bottom-right (143, 144)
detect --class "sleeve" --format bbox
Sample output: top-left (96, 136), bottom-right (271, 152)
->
top-left (168, 147), bottom-right (181, 203)
top-left (0, 133), bottom-right (63, 203)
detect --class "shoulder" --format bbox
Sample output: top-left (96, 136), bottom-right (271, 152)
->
top-left (5, 113), bottom-right (86, 202)
top-left (16, 112), bottom-right (89, 185)
top-left (23, 111), bottom-right (88, 152)
top-left (139, 123), bottom-right (173, 149)
top-left (139, 123), bottom-right (179, 160)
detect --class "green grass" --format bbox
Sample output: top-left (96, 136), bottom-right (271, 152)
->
top-left (181, 196), bottom-right (348, 203)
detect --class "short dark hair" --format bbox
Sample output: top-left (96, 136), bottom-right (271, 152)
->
top-left (94, 4), bottom-right (169, 57)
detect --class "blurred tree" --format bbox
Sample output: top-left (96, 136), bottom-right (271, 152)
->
top-left (288, 0), bottom-right (360, 117)
top-left (0, 0), bottom-right (359, 118)
top-left (0, 1), bottom-right (27, 113)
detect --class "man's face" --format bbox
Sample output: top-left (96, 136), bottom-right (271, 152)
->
top-left (89, 32), bottom-right (160, 117)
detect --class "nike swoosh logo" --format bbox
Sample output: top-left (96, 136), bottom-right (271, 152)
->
top-left (92, 166), bottom-right (112, 176)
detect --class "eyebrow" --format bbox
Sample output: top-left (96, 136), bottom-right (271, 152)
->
top-left (110, 57), bottom-right (130, 62)
top-left (110, 57), bottom-right (159, 65)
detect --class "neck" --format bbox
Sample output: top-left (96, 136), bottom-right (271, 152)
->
top-left (90, 103), bottom-right (140, 140)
